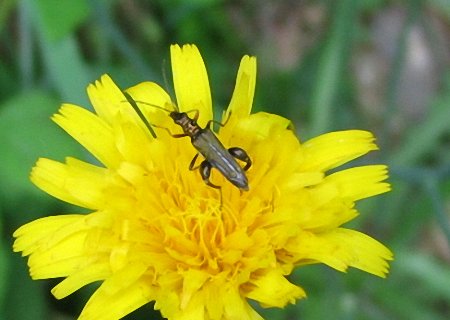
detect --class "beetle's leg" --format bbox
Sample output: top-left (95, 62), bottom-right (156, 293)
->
top-left (199, 161), bottom-right (221, 189)
top-left (151, 124), bottom-right (188, 138)
top-left (206, 119), bottom-right (223, 130)
top-left (189, 153), bottom-right (201, 170)
top-left (198, 160), bottom-right (223, 209)
top-left (171, 133), bottom-right (189, 138)
top-left (184, 109), bottom-right (199, 122)
top-left (206, 111), bottom-right (232, 130)
top-left (228, 147), bottom-right (252, 171)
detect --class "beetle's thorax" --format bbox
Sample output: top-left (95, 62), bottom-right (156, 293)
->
top-left (170, 112), bottom-right (201, 137)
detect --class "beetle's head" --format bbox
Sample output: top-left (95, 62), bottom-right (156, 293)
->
top-left (170, 112), bottom-right (187, 125)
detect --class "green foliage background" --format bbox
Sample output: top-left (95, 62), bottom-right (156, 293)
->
top-left (1, 0), bottom-right (450, 319)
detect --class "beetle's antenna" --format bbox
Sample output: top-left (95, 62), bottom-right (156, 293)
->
top-left (123, 92), bottom-right (158, 138)
top-left (132, 100), bottom-right (173, 114)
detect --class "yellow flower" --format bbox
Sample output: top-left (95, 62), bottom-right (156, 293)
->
top-left (13, 44), bottom-right (393, 320)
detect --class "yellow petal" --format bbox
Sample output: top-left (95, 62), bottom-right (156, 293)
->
top-left (29, 159), bottom-right (77, 206)
top-left (301, 130), bottom-right (378, 172)
top-left (28, 231), bottom-right (88, 279)
top-left (220, 111), bottom-right (291, 146)
top-left (321, 229), bottom-right (393, 277)
top-left (289, 229), bottom-right (393, 278)
top-left (203, 281), bottom-right (225, 319)
top-left (114, 118), bottom-right (153, 166)
top-left (79, 276), bottom-right (154, 320)
top-left (87, 74), bottom-right (127, 124)
top-left (180, 269), bottom-right (209, 309)
top-left (172, 297), bottom-right (205, 320)
top-left (246, 269), bottom-right (306, 307)
top-left (13, 215), bottom-right (83, 255)
top-left (325, 165), bottom-right (391, 201)
top-left (222, 286), bottom-right (264, 320)
top-left (125, 81), bottom-right (175, 127)
top-left (52, 104), bottom-right (121, 168)
top-left (88, 74), bottom-right (166, 146)
top-left (225, 55), bottom-right (257, 120)
top-left (13, 212), bottom-right (115, 280)
top-left (242, 112), bottom-right (291, 139)
top-left (51, 261), bottom-right (111, 299)
top-left (170, 44), bottom-right (213, 126)
top-left (282, 172), bottom-right (324, 191)
top-left (30, 157), bottom-right (112, 209)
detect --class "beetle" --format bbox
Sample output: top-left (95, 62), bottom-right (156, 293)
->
top-left (123, 92), bottom-right (252, 191)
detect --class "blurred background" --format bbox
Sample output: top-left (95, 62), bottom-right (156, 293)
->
top-left (1, 0), bottom-right (450, 319)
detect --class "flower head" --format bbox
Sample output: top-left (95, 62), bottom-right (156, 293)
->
top-left (13, 44), bottom-right (393, 320)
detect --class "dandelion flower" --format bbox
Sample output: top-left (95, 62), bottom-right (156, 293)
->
top-left (13, 44), bottom-right (393, 320)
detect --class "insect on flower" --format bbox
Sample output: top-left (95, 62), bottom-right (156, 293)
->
top-left (12, 44), bottom-right (393, 320)
top-left (124, 92), bottom-right (252, 191)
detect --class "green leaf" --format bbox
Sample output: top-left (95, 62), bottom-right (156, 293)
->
top-left (0, 214), bottom-right (11, 313)
top-left (0, 0), bottom-right (16, 34)
top-left (390, 93), bottom-right (450, 166)
top-left (396, 251), bottom-right (450, 300)
top-left (376, 250), bottom-right (450, 320)
top-left (309, 0), bottom-right (358, 135)
top-left (34, 0), bottom-right (90, 41)
top-left (0, 90), bottom-right (84, 202)
top-left (428, 0), bottom-right (450, 20)
top-left (22, 0), bottom-right (91, 104)
top-left (4, 256), bottom-right (49, 320)
top-left (378, 288), bottom-right (442, 320)
top-left (38, 35), bottom-right (92, 105)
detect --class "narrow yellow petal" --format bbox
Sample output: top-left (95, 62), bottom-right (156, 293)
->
top-left (225, 55), bottom-right (257, 120)
top-left (180, 269), bottom-right (209, 309)
top-left (241, 112), bottom-right (291, 139)
top-left (246, 269), bottom-right (306, 307)
top-left (222, 286), bottom-right (264, 320)
top-left (87, 74), bottom-right (127, 124)
top-left (125, 81), bottom-right (174, 126)
top-left (101, 262), bottom-right (148, 294)
top-left (13, 215), bottom-right (83, 255)
top-left (28, 231), bottom-right (88, 278)
top-left (114, 119), bottom-right (151, 166)
top-left (289, 229), bottom-right (393, 278)
top-left (52, 104), bottom-right (121, 168)
top-left (325, 165), bottom-right (391, 201)
top-left (79, 277), bottom-right (154, 320)
top-left (30, 157), bottom-right (112, 210)
top-left (301, 130), bottom-right (378, 172)
top-left (173, 292), bottom-right (205, 320)
top-left (30, 159), bottom-right (83, 207)
top-left (282, 172), bottom-right (324, 191)
top-left (220, 111), bottom-right (291, 146)
top-left (170, 44), bottom-right (213, 126)
top-left (203, 282), bottom-right (225, 319)
top-left (320, 229), bottom-right (394, 277)
top-left (14, 211), bottom-right (114, 280)
top-left (51, 261), bottom-right (111, 299)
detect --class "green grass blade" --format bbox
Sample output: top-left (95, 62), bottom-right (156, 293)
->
top-left (310, 0), bottom-right (357, 135)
